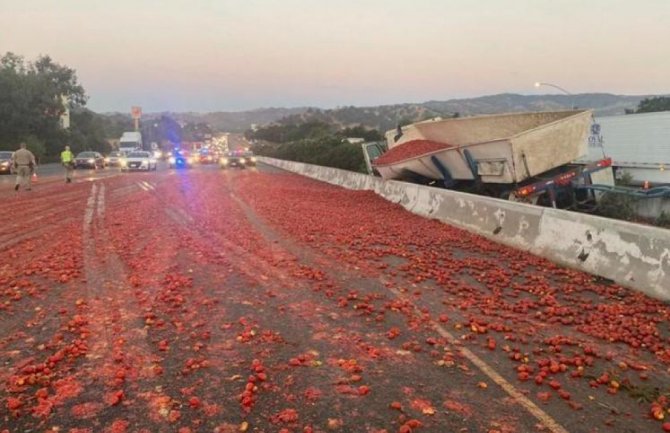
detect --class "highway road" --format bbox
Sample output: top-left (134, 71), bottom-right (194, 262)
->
top-left (0, 163), bottom-right (122, 188)
top-left (1, 162), bottom-right (670, 433)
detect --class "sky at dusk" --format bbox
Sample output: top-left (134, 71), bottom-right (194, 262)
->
top-left (1, 0), bottom-right (669, 112)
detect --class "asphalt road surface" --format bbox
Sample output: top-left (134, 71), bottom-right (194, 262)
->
top-left (1, 162), bottom-right (670, 433)
top-left (0, 163), bottom-right (121, 187)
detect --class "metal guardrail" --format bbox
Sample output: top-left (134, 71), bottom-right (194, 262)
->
top-left (576, 184), bottom-right (670, 199)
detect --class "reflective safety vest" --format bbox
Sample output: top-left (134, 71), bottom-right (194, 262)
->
top-left (61, 150), bottom-right (74, 163)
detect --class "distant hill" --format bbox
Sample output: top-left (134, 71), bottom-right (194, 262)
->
top-left (293, 93), bottom-right (649, 132)
top-left (423, 93), bottom-right (647, 118)
top-left (102, 93), bottom-right (651, 133)
top-left (144, 107), bottom-right (311, 133)
top-left (273, 104), bottom-right (445, 133)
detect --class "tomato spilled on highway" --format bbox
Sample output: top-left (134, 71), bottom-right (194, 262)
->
top-left (1, 169), bottom-right (669, 433)
top-left (373, 139), bottom-right (454, 166)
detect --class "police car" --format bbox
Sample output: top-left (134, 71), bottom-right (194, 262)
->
top-left (168, 150), bottom-right (195, 169)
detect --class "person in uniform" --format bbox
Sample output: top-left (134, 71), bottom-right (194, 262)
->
top-left (61, 145), bottom-right (75, 183)
top-left (11, 143), bottom-right (36, 192)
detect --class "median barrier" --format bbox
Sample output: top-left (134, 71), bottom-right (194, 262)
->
top-left (259, 157), bottom-right (670, 301)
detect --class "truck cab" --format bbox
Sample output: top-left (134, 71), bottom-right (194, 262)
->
top-left (361, 142), bottom-right (387, 176)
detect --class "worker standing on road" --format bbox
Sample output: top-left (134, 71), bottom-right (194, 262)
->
top-left (61, 145), bottom-right (75, 183)
top-left (11, 143), bottom-right (36, 192)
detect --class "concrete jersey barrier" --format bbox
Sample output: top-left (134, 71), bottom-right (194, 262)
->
top-left (259, 157), bottom-right (670, 301)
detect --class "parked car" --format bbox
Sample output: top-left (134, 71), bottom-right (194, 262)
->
top-left (0, 151), bottom-right (13, 174)
top-left (105, 151), bottom-right (125, 167)
top-left (121, 151), bottom-right (157, 171)
top-left (75, 151), bottom-right (105, 169)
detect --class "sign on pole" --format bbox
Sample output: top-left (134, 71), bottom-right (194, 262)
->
top-left (131, 106), bottom-right (142, 131)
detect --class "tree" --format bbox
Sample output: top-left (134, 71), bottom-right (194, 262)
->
top-left (253, 135), bottom-right (366, 173)
top-left (248, 118), bottom-right (381, 172)
top-left (156, 116), bottom-right (183, 147)
top-left (247, 120), bottom-right (334, 143)
top-left (182, 122), bottom-right (213, 142)
top-left (100, 113), bottom-right (133, 139)
top-left (635, 96), bottom-right (670, 113)
top-left (69, 109), bottom-right (112, 154)
top-left (0, 52), bottom-right (87, 156)
top-left (339, 125), bottom-right (383, 142)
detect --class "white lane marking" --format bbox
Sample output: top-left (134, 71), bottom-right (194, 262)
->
top-left (83, 172), bottom-right (123, 182)
top-left (171, 189), bottom-right (568, 433)
top-left (84, 184), bottom-right (98, 229)
top-left (232, 191), bottom-right (570, 433)
top-left (142, 181), bottom-right (155, 191)
top-left (137, 181), bottom-right (150, 192)
top-left (96, 184), bottom-right (105, 218)
top-left (384, 284), bottom-right (570, 433)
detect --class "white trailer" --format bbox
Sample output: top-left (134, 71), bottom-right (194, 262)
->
top-left (577, 111), bottom-right (670, 186)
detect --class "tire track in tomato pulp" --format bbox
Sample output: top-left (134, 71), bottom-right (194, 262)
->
top-left (233, 169), bottom-right (670, 433)
top-left (1, 181), bottom-right (93, 431)
top-left (216, 172), bottom-right (563, 433)
top-left (5, 166), bottom-right (670, 433)
top-left (64, 179), bottom-right (180, 432)
top-left (149, 170), bottom-right (545, 433)
top-left (136, 173), bottom-right (478, 432)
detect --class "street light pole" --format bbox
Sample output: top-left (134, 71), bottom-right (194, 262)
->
top-left (534, 82), bottom-right (577, 109)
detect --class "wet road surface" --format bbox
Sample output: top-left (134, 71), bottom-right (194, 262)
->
top-left (1, 163), bottom-right (670, 433)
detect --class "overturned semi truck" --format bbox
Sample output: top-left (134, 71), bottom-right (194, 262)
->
top-left (362, 110), bottom-right (624, 209)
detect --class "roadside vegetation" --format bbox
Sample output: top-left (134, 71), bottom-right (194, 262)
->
top-left (595, 191), bottom-right (639, 221)
top-left (624, 96), bottom-right (670, 114)
top-left (0, 51), bottom-right (202, 161)
top-left (247, 121), bottom-right (383, 173)
top-left (655, 211), bottom-right (670, 228)
top-left (635, 96), bottom-right (670, 113)
top-left (594, 172), bottom-right (641, 222)
top-left (594, 172), bottom-right (670, 229)
top-left (0, 52), bottom-right (132, 160)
